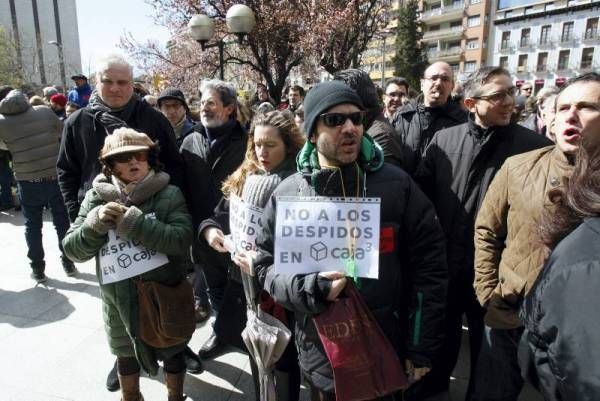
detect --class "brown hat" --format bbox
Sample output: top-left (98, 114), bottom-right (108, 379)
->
top-left (100, 128), bottom-right (155, 160)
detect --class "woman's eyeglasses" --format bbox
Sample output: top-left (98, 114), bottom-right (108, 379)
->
top-left (319, 111), bottom-right (366, 127)
top-left (109, 151), bottom-right (148, 164)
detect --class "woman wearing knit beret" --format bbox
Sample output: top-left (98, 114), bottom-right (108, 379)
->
top-left (199, 110), bottom-right (305, 401)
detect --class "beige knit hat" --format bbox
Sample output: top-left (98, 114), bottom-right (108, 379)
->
top-left (100, 128), bottom-right (155, 160)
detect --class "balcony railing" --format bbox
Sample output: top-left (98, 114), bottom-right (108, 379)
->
top-left (421, 3), bottom-right (464, 19)
top-left (422, 25), bottom-right (464, 40)
top-left (580, 61), bottom-right (599, 71)
top-left (556, 62), bottom-right (572, 72)
top-left (427, 47), bottom-right (463, 60)
top-left (498, 42), bottom-right (515, 53)
top-left (559, 35), bottom-right (578, 46)
top-left (538, 37), bottom-right (555, 49)
top-left (518, 38), bottom-right (534, 50)
top-left (536, 64), bottom-right (554, 73)
top-left (516, 65), bottom-right (529, 73)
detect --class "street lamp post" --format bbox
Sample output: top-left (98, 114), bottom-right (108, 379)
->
top-left (187, 4), bottom-right (256, 81)
top-left (48, 40), bottom-right (67, 91)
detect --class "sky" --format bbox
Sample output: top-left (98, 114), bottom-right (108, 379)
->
top-left (75, 0), bottom-right (172, 76)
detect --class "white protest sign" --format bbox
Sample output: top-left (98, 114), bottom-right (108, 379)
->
top-left (98, 230), bottom-right (169, 284)
top-left (274, 196), bottom-right (381, 279)
top-left (229, 194), bottom-right (265, 253)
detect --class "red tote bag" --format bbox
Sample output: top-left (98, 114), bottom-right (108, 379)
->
top-left (313, 281), bottom-right (408, 401)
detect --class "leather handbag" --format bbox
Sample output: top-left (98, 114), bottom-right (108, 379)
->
top-left (136, 279), bottom-right (196, 348)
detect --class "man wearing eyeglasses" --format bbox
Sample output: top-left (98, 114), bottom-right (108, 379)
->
top-left (391, 62), bottom-right (468, 175)
top-left (473, 72), bottom-right (600, 401)
top-left (383, 77), bottom-right (409, 122)
top-left (410, 67), bottom-right (551, 401)
top-left (56, 54), bottom-right (188, 392)
top-left (519, 82), bottom-right (533, 98)
top-left (253, 80), bottom-right (448, 400)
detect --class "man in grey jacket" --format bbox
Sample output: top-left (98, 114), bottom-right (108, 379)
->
top-left (0, 87), bottom-right (76, 283)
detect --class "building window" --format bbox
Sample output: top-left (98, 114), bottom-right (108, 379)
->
top-left (451, 20), bottom-right (463, 28)
top-left (505, 10), bottom-right (513, 18)
top-left (499, 56), bottom-right (509, 69)
top-left (429, 24), bottom-right (440, 31)
top-left (525, 6), bottom-right (534, 14)
top-left (520, 28), bottom-right (531, 47)
top-left (585, 18), bottom-right (598, 40)
top-left (558, 50), bottom-right (570, 70)
top-left (466, 39), bottom-right (479, 49)
top-left (464, 61), bottom-right (477, 73)
top-left (517, 54), bottom-right (528, 72)
top-left (540, 25), bottom-right (551, 45)
top-left (501, 31), bottom-right (511, 49)
top-left (467, 15), bottom-right (481, 27)
top-left (470, 0), bottom-right (481, 3)
top-left (537, 52), bottom-right (548, 71)
top-left (581, 48), bottom-right (594, 69)
top-left (562, 22), bottom-right (574, 42)
top-left (545, 2), bottom-right (555, 11)
top-left (449, 64), bottom-right (460, 74)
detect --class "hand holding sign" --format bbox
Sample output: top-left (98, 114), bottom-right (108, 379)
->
top-left (204, 227), bottom-right (228, 253)
top-left (319, 271), bottom-right (347, 301)
top-left (99, 202), bottom-right (126, 224)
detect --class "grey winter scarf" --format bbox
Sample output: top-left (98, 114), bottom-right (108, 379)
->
top-left (88, 91), bottom-right (138, 134)
top-left (93, 170), bottom-right (170, 206)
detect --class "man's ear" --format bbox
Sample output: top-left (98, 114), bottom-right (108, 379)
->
top-left (464, 97), bottom-right (477, 113)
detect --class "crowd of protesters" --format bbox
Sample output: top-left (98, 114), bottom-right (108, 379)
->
top-left (0, 52), bottom-right (599, 401)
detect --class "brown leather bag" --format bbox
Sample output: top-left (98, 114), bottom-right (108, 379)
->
top-left (136, 279), bottom-right (196, 348)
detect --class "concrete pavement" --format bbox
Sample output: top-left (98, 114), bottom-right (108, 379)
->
top-left (0, 207), bottom-right (540, 401)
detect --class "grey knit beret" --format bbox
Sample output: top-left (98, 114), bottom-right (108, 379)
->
top-left (302, 81), bottom-right (364, 138)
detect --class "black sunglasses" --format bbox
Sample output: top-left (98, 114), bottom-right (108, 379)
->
top-left (319, 111), bottom-right (366, 127)
top-left (109, 151), bottom-right (148, 164)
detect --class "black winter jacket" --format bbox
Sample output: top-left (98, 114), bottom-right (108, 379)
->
top-left (391, 100), bottom-right (467, 175)
top-left (254, 163), bottom-right (448, 392)
top-left (368, 114), bottom-right (404, 168)
top-left (179, 120), bottom-right (247, 265)
top-left (520, 217), bottom-right (600, 401)
top-left (415, 117), bottom-right (551, 279)
top-left (57, 100), bottom-right (184, 221)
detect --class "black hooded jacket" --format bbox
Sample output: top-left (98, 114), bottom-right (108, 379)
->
top-left (254, 162), bottom-right (448, 392)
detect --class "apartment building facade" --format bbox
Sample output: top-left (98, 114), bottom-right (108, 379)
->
top-left (420, 0), bottom-right (492, 80)
top-left (0, 0), bottom-right (82, 89)
top-left (489, 0), bottom-right (600, 92)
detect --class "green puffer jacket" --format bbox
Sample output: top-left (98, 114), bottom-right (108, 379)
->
top-left (62, 171), bottom-right (193, 375)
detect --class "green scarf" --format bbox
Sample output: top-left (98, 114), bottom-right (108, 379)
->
top-left (296, 133), bottom-right (384, 174)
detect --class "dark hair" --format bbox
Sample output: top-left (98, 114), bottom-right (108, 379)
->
top-left (558, 72), bottom-right (600, 97)
top-left (222, 110), bottom-right (305, 197)
top-left (463, 66), bottom-right (511, 99)
top-left (540, 139), bottom-right (600, 250)
top-left (385, 77), bottom-right (409, 93)
top-left (0, 86), bottom-right (14, 101)
top-left (66, 102), bottom-right (80, 109)
top-left (333, 68), bottom-right (381, 128)
top-left (289, 85), bottom-right (305, 97)
top-left (100, 145), bottom-right (163, 179)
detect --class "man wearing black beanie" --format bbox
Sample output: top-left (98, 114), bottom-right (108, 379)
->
top-left (253, 80), bottom-right (449, 400)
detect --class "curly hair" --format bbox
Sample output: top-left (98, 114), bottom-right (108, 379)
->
top-left (222, 110), bottom-right (305, 197)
